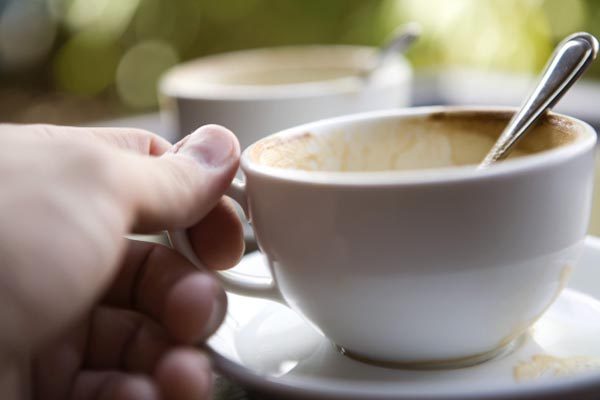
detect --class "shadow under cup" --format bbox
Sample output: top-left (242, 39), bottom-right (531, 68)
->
top-left (174, 108), bottom-right (597, 367)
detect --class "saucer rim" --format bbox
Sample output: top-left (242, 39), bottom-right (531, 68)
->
top-left (209, 236), bottom-right (600, 399)
top-left (206, 344), bottom-right (600, 400)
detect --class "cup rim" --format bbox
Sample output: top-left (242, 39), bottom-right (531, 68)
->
top-left (159, 45), bottom-right (411, 100)
top-left (240, 106), bottom-right (597, 186)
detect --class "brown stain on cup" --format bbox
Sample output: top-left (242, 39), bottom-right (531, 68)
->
top-left (425, 110), bottom-right (578, 151)
top-left (250, 131), bottom-right (323, 169)
top-left (249, 110), bottom-right (580, 173)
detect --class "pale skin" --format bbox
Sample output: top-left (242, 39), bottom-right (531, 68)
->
top-left (0, 124), bottom-right (245, 399)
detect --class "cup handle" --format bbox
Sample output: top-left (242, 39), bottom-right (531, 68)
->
top-left (168, 178), bottom-right (285, 303)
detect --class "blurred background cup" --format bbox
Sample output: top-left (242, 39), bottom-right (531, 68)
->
top-left (158, 45), bottom-right (412, 148)
top-left (2, 0), bottom-right (600, 235)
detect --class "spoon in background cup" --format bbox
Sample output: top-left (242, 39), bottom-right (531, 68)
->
top-left (361, 22), bottom-right (421, 80)
top-left (479, 32), bottom-right (599, 168)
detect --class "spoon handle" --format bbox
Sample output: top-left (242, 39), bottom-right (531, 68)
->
top-left (378, 22), bottom-right (421, 65)
top-left (363, 22), bottom-right (420, 79)
top-left (479, 32), bottom-right (599, 168)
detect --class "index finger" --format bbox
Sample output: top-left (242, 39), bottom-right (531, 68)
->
top-left (103, 239), bottom-right (227, 344)
top-left (27, 124), bottom-right (172, 155)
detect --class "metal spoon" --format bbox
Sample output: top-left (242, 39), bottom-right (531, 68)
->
top-left (479, 32), bottom-right (599, 169)
top-left (362, 22), bottom-right (421, 79)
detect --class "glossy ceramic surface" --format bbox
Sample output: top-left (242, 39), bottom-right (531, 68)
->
top-left (207, 237), bottom-right (600, 400)
top-left (171, 107), bottom-right (596, 364)
top-left (159, 45), bottom-right (411, 148)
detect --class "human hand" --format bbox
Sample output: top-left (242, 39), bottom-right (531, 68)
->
top-left (0, 124), bottom-right (243, 399)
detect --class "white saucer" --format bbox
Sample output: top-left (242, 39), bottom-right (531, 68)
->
top-left (207, 237), bottom-right (600, 399)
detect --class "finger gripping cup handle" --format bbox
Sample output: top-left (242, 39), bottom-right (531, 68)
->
top-left (226, 178), bottom-right (248, 217)
top-left (169, 178), bottom-right (284, 303)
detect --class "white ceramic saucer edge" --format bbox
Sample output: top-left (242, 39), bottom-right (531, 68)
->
top-left (205, 346), bottom-right (600, 400)
top-left (207, 236), bottom-right (600, 400)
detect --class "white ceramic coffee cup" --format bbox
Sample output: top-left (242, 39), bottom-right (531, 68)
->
top-left (170, 106), bottom-right (596, 366)
top-left (159, 45), bottom-right (411, 148)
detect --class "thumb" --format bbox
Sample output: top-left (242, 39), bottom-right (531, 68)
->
top-left (121, 125), bottom-right (240, 232)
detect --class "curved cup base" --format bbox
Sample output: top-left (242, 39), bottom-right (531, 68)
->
top-left (335, 334), bottom-right (525, 370)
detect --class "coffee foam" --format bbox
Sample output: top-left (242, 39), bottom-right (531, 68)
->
top-left (251, 113), bottom-right (579, 172)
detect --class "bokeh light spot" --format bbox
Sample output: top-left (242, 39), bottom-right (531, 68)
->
top-left (54, 32), bottom-right (120, 95)
top-left (65, 0), bottom-right (109, 30)
top-left (134, 0), bottom-right (200, 55)
top-left (543, 0), bottom-right (586, 38)
top-left (202, 0), bottom-right (259, 22)
top-left (0, 0), bottom-right (56, 69)
top-left (116, 40), bottom-right (179, 109)
top-left (65, 0), bottom-right (140, 38)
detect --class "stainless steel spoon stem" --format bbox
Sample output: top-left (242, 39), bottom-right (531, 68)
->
top-left (479, 32), bottom-right (599, 169)
top-left (363, 22), bottom-right (421, 79)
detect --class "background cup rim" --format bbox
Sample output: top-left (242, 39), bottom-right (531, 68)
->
top-left (159, 44), bottom-right (411, 100)
top-left (240, 105), bottom-right (597, 187)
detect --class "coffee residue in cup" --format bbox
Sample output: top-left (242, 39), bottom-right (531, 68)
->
top-left (252, 113), bottom-right (578, 173)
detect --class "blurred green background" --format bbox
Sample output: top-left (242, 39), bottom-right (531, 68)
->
top-left (0, 0), bottom-right (597, 124)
